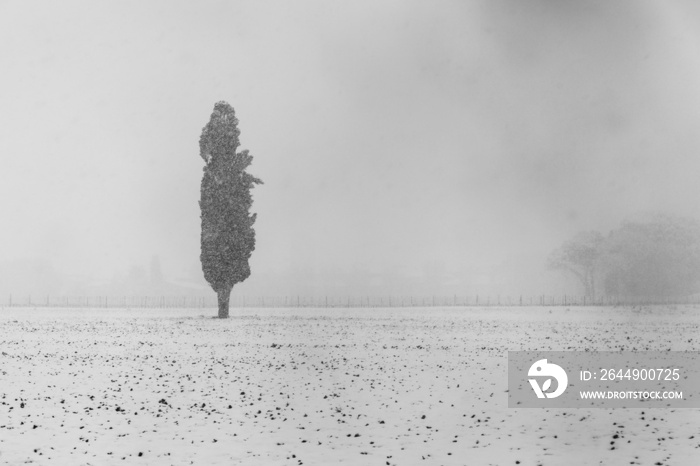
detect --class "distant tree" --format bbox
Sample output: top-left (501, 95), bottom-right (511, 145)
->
top-left (126, 265), bottom-right (148, 294)
top-left (150, 255), bottom-right (163, 286)
top-left (602, 213), bottom-right (700, 298)
top-left (548, 231), bottom-right (604, 300)
top-left (199, 102), bottom-right (262, 318)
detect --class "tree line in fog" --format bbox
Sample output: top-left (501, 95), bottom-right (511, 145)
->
top-left (549, 213), bottom-right (700, 300)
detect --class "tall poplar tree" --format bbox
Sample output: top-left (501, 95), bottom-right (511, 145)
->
top-left (199, 101), bottom-right (262, 318)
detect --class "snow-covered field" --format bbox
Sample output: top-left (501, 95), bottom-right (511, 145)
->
top-left (1, 305), bottom-right (699, 465)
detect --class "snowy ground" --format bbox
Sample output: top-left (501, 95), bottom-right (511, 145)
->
top-left (1, 305), bottom-right (699, 466)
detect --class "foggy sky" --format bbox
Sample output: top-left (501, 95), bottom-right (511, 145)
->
top-left (2, 1), bottom-right (700, 297)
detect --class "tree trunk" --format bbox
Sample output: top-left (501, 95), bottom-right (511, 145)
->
top-left (217, 286), bottom-right (232, 318)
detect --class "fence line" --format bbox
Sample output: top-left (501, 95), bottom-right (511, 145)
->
top-left (2, 294), bottom-right (700, 309)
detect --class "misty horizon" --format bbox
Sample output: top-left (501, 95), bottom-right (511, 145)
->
top-left (3, 1), bottom-right (700, 299)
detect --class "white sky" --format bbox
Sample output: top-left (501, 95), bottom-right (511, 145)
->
top-left (2, 1), bottom-right (700, 294)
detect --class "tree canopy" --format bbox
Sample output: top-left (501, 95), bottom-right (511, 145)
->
top-left (199, 101), bottom-right (262, 318)
top-left (548, 230), bottom-right (603, 300)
